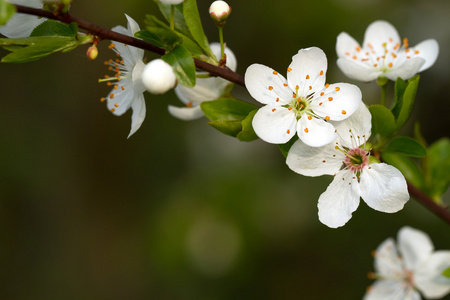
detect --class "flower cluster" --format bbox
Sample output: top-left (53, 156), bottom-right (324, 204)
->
top-left (245, 20), bottom-right (439, 228)
top-left (365, 227), bottom-right (450, 300)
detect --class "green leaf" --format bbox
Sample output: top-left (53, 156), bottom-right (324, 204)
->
top-left (391, 77), bottom-right (407, 117)
top-left (162, 44), bottom-right (196, 87)
top-left (30, 20), bottom-right (77, 37)
top-left (0, 0), bottom-right (16, 26)
top-left (182, 0), bottom-right (211, 55)
top-left (0, 36), bottom-right (82, 63)
top-left (383, 136), bottom-right (427, 157)
top-left (237, 110), bottom-right (258, 142)
top-left (428, 138), bottom-right (450, 198)
top-left (369, 104), bottom-right (396, 145)
top-left (201, 98), bottom-right (259, 139)
top-left (443, 267), bottom-right (450, 278)
top-left (156, 1), bottom-right (192, 39)
top-left (392, 75), bottom-right (420, 131)
top-left (137, 15), bottom-right (182, 51)
top-left (279, 135), bottom-right (299, 158)
top-left (381, 152), bottom-right (425, 189)
top-left (201, 98), bottom-right (258, 121)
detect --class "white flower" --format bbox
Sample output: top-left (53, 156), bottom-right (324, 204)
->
top-left (168, 42), bottom-right (237, 121)
top-left (336, 20), bottom-right (439, 82)
top-left (158, 0), bottom-right (185, 4)
top-left (245, 47), bottom-right (362, 147)
top-left (142, 59), bottom-right (177, 95)
top-left (100, 14), bottom-right (146, 138)
top-left (286, 103), bottom-right (409, 228)
top-left (209, 1), bottom-right (231, 25)
top-left (364, 226), bottom-right (450, 300)
top-left (0, 0), bottom-right (46, 38)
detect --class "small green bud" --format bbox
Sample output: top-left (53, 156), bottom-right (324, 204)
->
top-left (377, 76), bottom-right (388, 87)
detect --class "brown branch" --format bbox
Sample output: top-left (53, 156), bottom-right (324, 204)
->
top-left (14, 4), bottom-right (245, 86)
top-left (407, 182), bottom-right (450, 225)
top-left (11, 4), bottom-right (450, 225)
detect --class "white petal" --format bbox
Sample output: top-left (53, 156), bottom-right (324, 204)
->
top-left (175, 76), bottom-right (226, 105)
top-left (373, 238), bottom-right (404, 276)
top-left (360, 163), bottom-right (409, 213)
top-left (336, 58), bottom-right (381, 82)
top-left (336, 32), bottom-right (361, 58)
top-left (384, 57), bottom-right (425, 81)
top-left (397, 226), bottom-right (434, 271)
top-left (125, 14), bottom-right (140, 35)
top-left (414, 251), bottom-right (450, 299)
top-left (106, 81), bottom-right (134, 116)
top-left (252, 105), bottom-right (297, 144)
top-left (412, 39), bottom-right (439, 72)
top-left (210, 42), bottom-right (237, 72)
top-left (128, 94), bottom-right (146, 138)
top-left (245, 64), bottom-right (293, 105)
top-left (311, 82), bottom-right (362, 121)
top-left (363, 20), bottom-right (401, 56)
top-left (0, 12), bottom-right (45, 38)
top-left (286, 139), bottom-right (343, 177)
top-left (332, 102), bottom-right (372, 148)
top-left (364, 279), bottom-right (419, 300)
top-left (168, 105), bottom-right (204, 121)
top-left (287, 47), bottom-right (327, 96)
top-left (297, 116), bottom-right (337, 147)
top-left (317, 170), bottom-right (361, 228)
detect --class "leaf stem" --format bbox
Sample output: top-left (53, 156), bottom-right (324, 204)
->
top-left (380, 84), bottom-right (387, 107)
top-left (170, 5), bottom-right (175, 31)
top-left (218, 26), bottom-right (224, 61)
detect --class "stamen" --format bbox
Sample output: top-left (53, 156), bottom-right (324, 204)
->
top-left (320, 70), bottom-right (324, 75)
top-left (335, 87), bottom-right (340, 91)
top-left (272, 108), bottom-right (276, 112)
top-left (273, 71), bottom-right (278, 75)
top-left (304, 128), bottom-right (309, 133)
top-left (114, 103), bottom-right (119, 108)
top-left (308, 116), bottom-right (312, 120)
top-left (306, 75), bottom-right (310, 79)
top-left (286, 129), bottom-right (290, 134)
top-left (268, 86), bottom-right (273, 90)
top-left (328, 97), bottom-right (333, 101)
top-left (325, 116), bottom-right (330, 121)
top-left (287, 67), bottom-right (292, 72)
top-left (342, 110), bottom-right (347, 115)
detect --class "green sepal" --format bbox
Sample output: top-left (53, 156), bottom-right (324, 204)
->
top-left (136, 15), bottom-right (182, 51)
top-left (278, 135), bottom-right (299, 158)
top-left (427, 138), bottom-right (450, 199)
top-left (391, 75), bottom-right (420, 131)
top-left (162, 44), bottom-right (196, 88)
top-left (383, 136), bottom-right (427, 157)
top-left (0, 0), bottom-right (16, 26)
top-left (443, 267), bottom-right (450, 278)
top-left (381, 152), bottom-right (425, 190)
top-left (201, 98), bottom-right (259, 140)
top-left (369, 104), bottom-right (396, 146)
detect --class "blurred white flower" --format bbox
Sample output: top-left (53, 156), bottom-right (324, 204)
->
top-left (286, 103), bottom-right (409, 228)
top-left (336, 20), bottom-right (439, 82)
top-left (0, 0), bottom-right (45, 38)
top-left (364, 226), bottom-right (450, 300)
top-left (142, 59), bottom-right (177, 95)
top-left (245, 47), bottom-right (362, 147)
top-left (158, 0), bottom-right (184, 4)
top-left (100, 14), bottom-right (146, 138)
top-left (168, 42), bottom-right (237, 121)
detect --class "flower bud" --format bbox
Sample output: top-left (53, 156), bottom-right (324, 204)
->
top-left (141, 59), bottom-right (177, 95)
top-left (209, 1), bottom-right (231, 27)
top-left (86, 45), bottom-right (98, 60)
top-left (158, 0), bottom-right (185, 4)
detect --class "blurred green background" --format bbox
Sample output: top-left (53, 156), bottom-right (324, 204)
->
top-left (1, 0), bottom-right (449, 299)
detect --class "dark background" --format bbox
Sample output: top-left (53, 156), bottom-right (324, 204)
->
top-left (1, 0), bottom-right (449, 299)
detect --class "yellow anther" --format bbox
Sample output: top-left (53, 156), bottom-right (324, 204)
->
top-left (325, 116), bottom-right (330, 121)
top-left (342, 110), bottom-right (347, 115)
top-left (304, 128), bottom-right (309, 133)
top-left (273, 71), bottom-right (278, 75)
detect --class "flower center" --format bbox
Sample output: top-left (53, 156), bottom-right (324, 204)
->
top-left (284, 85), bottom-right (314, 120)
top-left (340, 147), bottom-right (370, 173)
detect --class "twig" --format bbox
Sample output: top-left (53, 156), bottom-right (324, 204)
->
top-left (14, 4), bottom-right (245, 86)
top-left (11, 4), bottom-right (450, 225)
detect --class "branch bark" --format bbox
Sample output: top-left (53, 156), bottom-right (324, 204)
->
top-left (11, 4), bottom-right (450, 225)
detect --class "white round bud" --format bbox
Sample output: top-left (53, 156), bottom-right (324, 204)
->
top-left (209, 1), bottom-right (231, 26)
top-left (142, 59), bottom-right (177, 95)
top-left (158, 0), bottom-right (185, 4)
